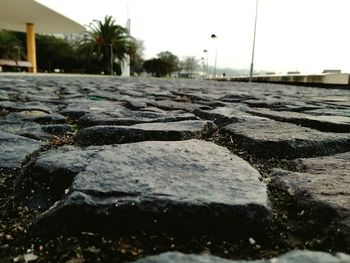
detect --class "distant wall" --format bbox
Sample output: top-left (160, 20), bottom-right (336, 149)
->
top-left (216, 73), bottom-right (350, 89)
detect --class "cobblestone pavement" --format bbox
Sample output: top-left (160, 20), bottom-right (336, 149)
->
top-left (1, 75), bottom-right (350, 262)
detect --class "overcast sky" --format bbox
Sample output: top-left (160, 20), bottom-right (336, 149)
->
top-left (38, 0), bottom-right (350, 74)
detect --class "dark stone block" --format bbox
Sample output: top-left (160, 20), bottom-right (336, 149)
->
top-left (248, 108), bottom-right (350, 132)
top-left (222, 117), bottom-right (350, 159)
top-left (0, 121), bottom-right (51, 140)
top-left (75, 120), bottom-right (216, 146)
top-left (133, 250), bottom-right (350, 263)
top-left (0, 131), bottom-right (43, 170)
top-left (272, 152), bottom-right (350, 245)
top-left (77, 110), bottom-right (198, 128)
top-left (16, 140), bottom-right (270, 238)
top-left (194, 106), bottom-right (253, 126)
top-left (41, 124), bottom-right (73, 135)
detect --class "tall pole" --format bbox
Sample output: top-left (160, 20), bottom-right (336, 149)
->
top-left (26, 23), bottom-right (37, 73)
top-left (249, 0), bottom-right (259, 82)
top-left (110, 44), bottom-right (113, 75)
top-left (201, 57), bottom-right (205, 78)
top-left (203, 49), bottom-right (208, 78)
top-left (211, 34), bottom-right (218, 77)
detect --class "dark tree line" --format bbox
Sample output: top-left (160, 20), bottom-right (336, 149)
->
top-left (0, 31), bottom-right (84, 72)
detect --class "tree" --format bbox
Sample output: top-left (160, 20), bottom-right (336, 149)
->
top-left (179, 56), bottom-right (199, 76)
top-left (36, 34), bottom-right (80, 72)
top-left (157, 51), bottom-right (179, 76)
top-left (81, 15), bottom-right (132, 74)
top-left (143, 51), bottom-right (179, 78)
top-left (143, 58), bottom-right (168, 77)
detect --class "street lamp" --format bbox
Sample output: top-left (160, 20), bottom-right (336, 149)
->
top-left (203, 49), bottom-right (208, 78)
top-left (249, 0), bottom-right (259, 82)
top-left (211, 34), bottom-right (218, 77)
top-left (201, 57), bottom-right (205, 77)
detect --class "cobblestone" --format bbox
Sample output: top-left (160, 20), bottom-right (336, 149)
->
top-left (0, 75), bottom-right (350, 262)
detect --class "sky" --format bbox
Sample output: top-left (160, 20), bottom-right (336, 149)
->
top-left (38, 0), bottom-right (350, 74)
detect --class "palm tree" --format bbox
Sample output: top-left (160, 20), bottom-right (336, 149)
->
top-left (81, 15), bottom-right (131, 74)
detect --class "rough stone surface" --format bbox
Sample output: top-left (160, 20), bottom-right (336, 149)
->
top-left (75, 120), bottom-right (216, 146)
top-left (0, 120), bottom-right (52, 140)
top-left (223, 117), bottom-right (350, 159)
top-left (6, 111), bottom-right (67, 124)
top-left (16, 140), bottom-right (270, 236)
top-left (0, 131), bottom-right (43, 170)
top-left (304, 108), bottom-right (350, 117)
top-left (0, 121), bottom-right (72, 140)
top-left (242, 98), bottom-right (321, 113)
top-left (248, 108), bottom-right (350, 132)
top-left (77, 107), bottom-right (198, 127)
top-left (41, 124), bottom-right (74, 135)
top-left (133, 250), bottom-right (350, 263)
top-left (60, 99), bottom-right (125, 120)
top-left (272, 151), bottom-right (350, 242)
top-left (193, 106), bottom-right (253, 126)
top-left (0, 101), bottom-right (53, 114)
top-left (1, 76), bottom-right (350, 261)
top-left (0, 90), bottom-right (9, 100)
top-left (14, 145), bottom-right (96, 209)
top-left (149, 99), bottom-right (211, 111)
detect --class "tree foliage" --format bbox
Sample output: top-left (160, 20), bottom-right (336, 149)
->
top-left (179, 56), bottom-right (199, 73)
top-left (157, 51), bottom-right (179, 75)
top-left (36, 34), bottom-right (80, 72)
top-left (143, 58), bottom-right (169, 77)
top-left (0, 30), bottom-right (24, 60)
top-left (143, 51), bottom-right (179, 77)
top-left (80, 15), bottom-right (132, 74)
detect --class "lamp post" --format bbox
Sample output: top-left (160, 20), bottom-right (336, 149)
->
top-left (109, 43), bottom-right (113, 75)
top-left (201, 57), bottom-right (205, 78)
top-left (211, 34), bottom-right (218, 77)
top-left (249, 0), bottom-right (259, 82)
top-left (203, 49), bottom-right (208, 78)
